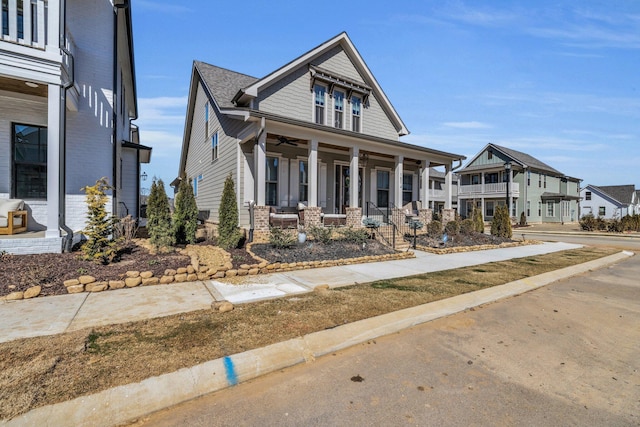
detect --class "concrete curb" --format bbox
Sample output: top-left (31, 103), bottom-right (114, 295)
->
top-left (2, 250), bottom-right (633, 427)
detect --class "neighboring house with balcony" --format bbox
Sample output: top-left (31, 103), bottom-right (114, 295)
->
top-left (0, 0), bottom-right (150, 254)
top-left (457, 143), bottom-right (580, 223)
top-left (176, 32), bottom-right (465, 239)
top-left (579, 184), bottom-right (638, 219)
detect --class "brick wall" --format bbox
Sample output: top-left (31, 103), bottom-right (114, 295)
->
top-left (0, 236), bottom-right (63, 254)
top-left (442, 209), bottom-right (456, 225)
top-left (346, 207), bottom-right (362, 228)
top-left (419, 209), bottom-right (433, 226)
top-left (304, 207), bottom-right (322, 228)
top-left (254, 205), bottom-right (270, 232)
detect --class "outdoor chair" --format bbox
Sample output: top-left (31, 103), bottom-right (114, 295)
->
top-left (0, 198), bottom-right (28, 235)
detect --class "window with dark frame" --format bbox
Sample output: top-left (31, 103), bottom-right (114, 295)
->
top-left (585, 191), bottom-right (591, 200)
top-left (12, 123), bottom-right (47, 199)
top-left (211, 131), bottom-right (219, 161)
top-left (402, 173), bottom-right (413, 205)
top-left (266, 157), bottom-right (279, 206)
top-left (299, 160), bottom-right (308, 203)
top-left (376, 170), bottom-right (389, 208)
top-left (598, 206), bottom-right (606, 216)
top-left (351, 96), bottom-right (361, 132)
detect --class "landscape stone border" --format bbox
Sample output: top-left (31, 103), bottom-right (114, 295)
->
top-left (415, 239), bottom-right (540, 255)
top-left (4, 244), bottom-right (416, 299)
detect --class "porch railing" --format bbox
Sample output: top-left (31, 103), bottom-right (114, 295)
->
top-left (459, 182), bottom-right (520, 196)
top-left (364, 202), bottom-right (396, 249)
top-left (1, 0), bottom-right (48, 49)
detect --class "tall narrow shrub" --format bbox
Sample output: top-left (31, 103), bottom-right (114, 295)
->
top-left (472, 206), bottom-right (484, 233)
top-left (490, 205), bottom-right (512, 238)
top-left (147, 178), bottom-right (174, 249)
top-left (81, 177), bottom-right (119, 264)
top-left (218, 173), bottom-right (242, 249)
top-left (173, 177), bottom-right (198, 244)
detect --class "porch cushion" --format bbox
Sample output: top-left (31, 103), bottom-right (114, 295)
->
top-left (0, 216), bottom-right (23, 228)
top-left (0, 199), bottom-right (24, 218)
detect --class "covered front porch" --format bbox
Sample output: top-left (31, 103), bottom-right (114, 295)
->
top-left (238, 119), bottom-right (463, 235)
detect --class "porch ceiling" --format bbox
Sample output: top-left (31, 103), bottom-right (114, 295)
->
top-left (0, 75), bottom-right (47, 97)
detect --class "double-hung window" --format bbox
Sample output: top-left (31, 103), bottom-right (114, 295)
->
top-left (193, 174), bottom-right (203, 197)
top-left (314, 84), bottom-right (325, 125)
top-left (351, 96), bottom-right (361, 132)
top-left (376, 170), bottom-right (389, 208)
top-left (299, 160), bottom-right (308, 203)
top-left (211, 131), bottom-right (219, 161)
top-left (598, 206), bottom-right (606, 216)
top-left (334, 90), bottom-right (344, 129)
top-left (585, 191), bottom-right (592, 200)
top-left (266, 157), bottom-right (279, 206)
top-left (402, 173), bottom-right (413, 205)
top-left (12, 123), bottom-right (47, 199)
top-left (547, 201), bottom-right (554, 217)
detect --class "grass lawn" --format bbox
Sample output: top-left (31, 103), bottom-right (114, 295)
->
top-left (0, 247), bottom-right (617, 420)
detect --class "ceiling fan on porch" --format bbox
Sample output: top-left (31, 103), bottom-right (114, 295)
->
top-left (275, 136), bottom-right (299, 146)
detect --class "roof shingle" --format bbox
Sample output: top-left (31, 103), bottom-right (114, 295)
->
top-left (195, 61), bottom-right (258, 109)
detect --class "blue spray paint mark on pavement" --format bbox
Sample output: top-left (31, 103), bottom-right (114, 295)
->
top-left (223, 356), bottom-right (238, 386)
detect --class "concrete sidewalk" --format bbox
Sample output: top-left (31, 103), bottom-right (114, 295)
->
top-left (1, 241), bottom-right (581, 344)
top-left (3, 247), bottom-right (634, 427)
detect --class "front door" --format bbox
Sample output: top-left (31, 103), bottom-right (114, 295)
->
top-left (334, 165), bottom-right (362, 213)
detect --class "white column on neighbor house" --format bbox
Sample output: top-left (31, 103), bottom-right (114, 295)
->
top-left (420, 161), bottom-right (430, 209)
top-left (508, 168), bottom-right (514, 217)
top-left (444, 162), bottom-right (453, 210)
top-left (255, 130), bottom-right (267, 206)
top-left (308, 139), bottom-right (318, 207)
top-left (349, 146), bottom-right (359, 207)
top-left (46, 84), bottom-right (62, 238)
top-left (394, 155), bottom-right (404, 207)
top-left (45, 0), bottom-right (60, 53)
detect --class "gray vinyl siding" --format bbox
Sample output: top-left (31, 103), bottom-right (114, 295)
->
top-left (256, 44), bottom-right (400, 141)
top-left (185, 84), bottom-right (245, 224)
top-left (120, 148), bottom-right (139, 217)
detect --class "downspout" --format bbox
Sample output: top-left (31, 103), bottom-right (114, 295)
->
top-left (112, 0), bottom-right (129, 219)
top-left (59, 0), bottom-right (74, 252)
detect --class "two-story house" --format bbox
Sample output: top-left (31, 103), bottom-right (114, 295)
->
top-left (458, 144), bottom-right (581, 224)
top-left (580, 184), bottom-right (638, 219)
top-left (0, 0), bottom-right (150, 254)
top-left (176, 32), bottom-right (465, 238)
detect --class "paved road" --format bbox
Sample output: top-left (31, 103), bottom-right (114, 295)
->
top-left (133, 256), bottom-right (640, 426)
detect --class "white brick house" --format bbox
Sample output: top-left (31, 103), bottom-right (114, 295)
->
top-left (176, 32), bottom-right (465, 239)
top-left (0, 0), bottom-right (150, 254)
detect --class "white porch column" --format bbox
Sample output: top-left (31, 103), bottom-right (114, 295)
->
top-left (349, 146), bottom-right (359, 207)
top-left (46, 84), bottom-right (62, 238)
top-left (255, 131), bottom-right (266, 206)
top-left (444, 162), bottom-right (453, 210)
top-left (46, 0), bottom-right (60, 53)
top-left (308, 139), bottom-right (318, 207)
top-left (420, 161), bottom-right (430, 209)
top-left (394, 155), bottom-right (403, 207)
top-left (508, 168), bottom-right (514, 217)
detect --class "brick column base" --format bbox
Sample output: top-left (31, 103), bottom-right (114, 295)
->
top-left (391, 208), bottom-right (405, 227)
top-left (419, 209), bottom-right (433, 226)
top-left (346, 207), bottom-right (363, 228)
top-left (304, 207), bottom-right (322, 228)
top-left (254, 205), bottom-right (270, 232)
top-left (442, 209), bottom-right (456, 225)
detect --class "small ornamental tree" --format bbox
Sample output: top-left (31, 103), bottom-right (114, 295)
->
top-left (218, 173), bottom-right (242, 250)
top-left (173, 177), bottom-right (198, 244)
top-left (472, 206), bottom-right (484, 233)
top-left (490, 205), bottom-right (513, 238)
top-left (81, 177), bottom-right (119, 264)
top-left (147, 178), bottom-right (174, 249)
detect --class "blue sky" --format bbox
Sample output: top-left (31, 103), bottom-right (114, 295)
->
top-left (132, 0), bottom-right (639, 190)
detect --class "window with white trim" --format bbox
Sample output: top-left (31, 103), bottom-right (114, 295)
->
top-left (334, 90), bottom-right (344, 128)
top-left (547, 201), bottom-right (554, 217)
top-left (266, 157), bottom-right (279, 206)
top-left (376, 170), bottom-right (389, 208)
top-left (211, 131), bottom-right (219, 161)
top-left (351, 96), bottom-right (361, 132)
top-left (314, 84), bottom-right (325, 125)
top-left (486, 201), bottom-right (494, 217)
top-left (193, 174), bottom-right (203, 197)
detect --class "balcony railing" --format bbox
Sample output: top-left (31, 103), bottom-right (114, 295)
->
top-left (429, 187), bottom-right (458, 200)
top-left (459, 182), bottom-right (520, 197)
top-left (1, 0), bottom-right (47, 49)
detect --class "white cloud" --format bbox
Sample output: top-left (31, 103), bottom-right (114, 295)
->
top-left (442, 121), bottom-right (492, 129)
top-left (134, 0), bottom-right (192, 14)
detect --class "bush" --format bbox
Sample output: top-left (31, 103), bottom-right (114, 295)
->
top-left (519, 211), bottom-right (527, 226)
top-left (408, 219), bottom-right (424, 230)
top-left (269, 226), bottom-right (296, 248)
top-left (444, 220), bottom-right (460, 236)
top-left (81, 177), bottom-right (119, 264)
top-left (460, 218), bottom-right (475, 234)
top-left (472, 207), bottom-right (484, 233)
top-left (338, 227), bottom-right (369, 245)
top-left (607, 218), bottom-right (623, 233)
top-left (308, 226), bottom-right (332, 244)
top-left (621, 214), bottom-right (640, 232)
top-left (173, 176), bottom-right (198, 244)
top-left (218, 173), bottom-right (242, 250)
top-left (113, 215), bottom-right (137, 247)
top-left (579, 213), bottom-right (597, 231)
top-left (147, 179), bottom-right (174, 249)
top-left (362, 217), bottom-right (381, 229)
top-left (427, 220), bottom-right (443, 238)
top-left (490, 205), bottom-right (512, 238)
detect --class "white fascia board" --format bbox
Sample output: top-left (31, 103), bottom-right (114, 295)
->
top-left (0, 49), bottom-right (63, 85)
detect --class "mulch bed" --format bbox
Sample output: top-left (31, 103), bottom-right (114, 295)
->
top-left (409, 232), bottom-right (513, 249)
top-left (249, 239), bottom-right (395, 264)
